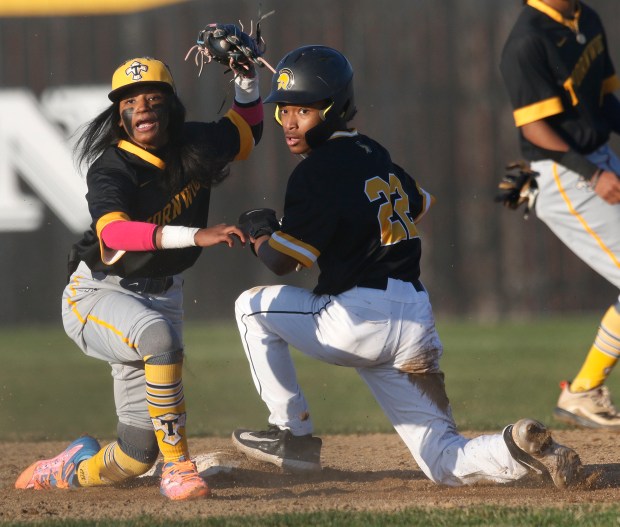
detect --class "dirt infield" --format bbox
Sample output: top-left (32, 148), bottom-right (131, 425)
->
top-left (2, 429), bottom-right (620, 523)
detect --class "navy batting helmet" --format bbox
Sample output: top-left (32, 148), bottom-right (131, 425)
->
top-left (264, 45), bottom-right (356, 123)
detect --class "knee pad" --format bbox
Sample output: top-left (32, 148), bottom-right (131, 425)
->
top-left (117, 422), bottom-right (160, 465)
top-left (138, 321), bottom-right (183, 363)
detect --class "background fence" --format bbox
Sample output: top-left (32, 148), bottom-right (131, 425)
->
top-left (1, 0), bottom-right (618, 324)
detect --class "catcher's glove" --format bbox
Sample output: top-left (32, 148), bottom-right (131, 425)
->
top-left (494, 161), bottom-right (540, 219)
top-left (185, 21), bottom-right (274, 77)
top-left (238, 208), bottom-right (280, 255)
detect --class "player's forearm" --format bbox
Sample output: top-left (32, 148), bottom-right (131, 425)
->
top-left (101, 222), bottom-right (202, 251)
top-left (233, 74), bottom-right (263, 145)
top-left (101, 220), bottom-right (158, 251)
top-left (521, 120), bottom-right (600, 180)
top-left (255, 237), bottom-right (299, 275)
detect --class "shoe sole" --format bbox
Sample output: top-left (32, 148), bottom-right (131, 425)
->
top-left (550, 445), bottom-right (582, 489)
top-left (231, 433), bottom-right (322, 474)
top-left (161, 485), bottom-right (211, 500)
top-left (554, 407), bottom-right (620, 431)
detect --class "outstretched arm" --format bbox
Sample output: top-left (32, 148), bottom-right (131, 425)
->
top-left (102, 221), bottom-right (245, 251)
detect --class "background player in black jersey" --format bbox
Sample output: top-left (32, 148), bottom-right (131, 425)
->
top-left (229, 45), bottom-right (582, 489)
top-left (14, 54), bottom-right (262, 500)
top-left (500, 0), bottom-right (620, 430)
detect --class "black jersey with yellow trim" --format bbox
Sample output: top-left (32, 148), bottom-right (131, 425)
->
top-left (500, 0), bottom-right (620, 159)
top-left (269, 131), bottom-right (434, 296)
top-left (71, 115), bottom-right (248, 279)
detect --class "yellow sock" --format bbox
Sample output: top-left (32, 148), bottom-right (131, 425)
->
top-left (77, 442), bottom-right (152, 486)
top-left (144, 361), bottom-right (189, 462)
top-left (571, 305), bottom-right (620, 392)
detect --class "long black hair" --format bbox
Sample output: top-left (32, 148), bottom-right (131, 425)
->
top-left (74, 91), bottom-right (230, 192)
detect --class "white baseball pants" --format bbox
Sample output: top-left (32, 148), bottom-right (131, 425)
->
top-left (235, 278), bottom-right (528, 486)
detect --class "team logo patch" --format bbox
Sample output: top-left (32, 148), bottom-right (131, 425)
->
top-left (126, 60), bottom-right (149, 81)
top-left (152, 412), bottom-right (186, 446)
top-left (276, 68), bottom-right (294, 90)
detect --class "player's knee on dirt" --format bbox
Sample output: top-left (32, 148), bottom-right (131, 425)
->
top-left (78, 424), bottom-right (159, 485)
top-left (138, 321), bottom-right (183, 363)
top-left (118, 422), bottom-right (160, 468)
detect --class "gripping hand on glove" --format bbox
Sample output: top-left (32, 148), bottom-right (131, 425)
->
top-left (238, 208), bottom-right (280, 256)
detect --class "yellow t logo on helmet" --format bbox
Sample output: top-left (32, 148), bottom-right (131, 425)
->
top-left (108, 57), bottom-right (176, 101)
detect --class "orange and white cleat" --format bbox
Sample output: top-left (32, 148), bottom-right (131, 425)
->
top-left (160, 458), bottom-right (210, 500)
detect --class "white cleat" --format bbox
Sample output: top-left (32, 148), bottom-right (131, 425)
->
top-left (504, 418), bottom-right (582, 489)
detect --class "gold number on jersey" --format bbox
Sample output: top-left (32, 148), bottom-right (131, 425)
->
top-left (365, 174), bottom-right (418, 246)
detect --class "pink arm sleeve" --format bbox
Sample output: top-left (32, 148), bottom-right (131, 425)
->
top-left (101, 221), bottom-right (158, 251)
top-left (232, 100), bottom-right (263, 126)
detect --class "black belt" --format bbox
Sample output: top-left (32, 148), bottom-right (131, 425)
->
top-left (357, 277), bottom-right (425, 293)
top-left (119, 276), bottom-right (174, 295)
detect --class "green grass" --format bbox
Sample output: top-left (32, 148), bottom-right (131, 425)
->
top-left (4, 505), bottom-right (620, 526)
top-left (438, 315), bottom-right (611, 429)
top-left (0, 314), bottom-right (612, 441)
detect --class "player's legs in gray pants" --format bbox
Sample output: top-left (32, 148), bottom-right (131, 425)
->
top-left (234, 279), bottom-right (528, 486)
top-left (62, 262), bottom-right (186, 483)
top-left (532, 144), bottom-right (620, 289)
top-left (63, 263), bottom-right (184, 426)
top-left (532, 145), bottom-right (620, 425)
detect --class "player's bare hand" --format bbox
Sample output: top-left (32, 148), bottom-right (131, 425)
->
top-left (194, 224), bottom-right (246, 248)
top-left (593, 171), bottom-right (620, 204)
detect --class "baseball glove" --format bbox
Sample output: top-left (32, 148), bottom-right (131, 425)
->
top-left (238, 208), bottom-right (280, 255)
top-left (494, 161), bottom-right (540, 219)
top-left (185, 20), bottom-right (274, 77)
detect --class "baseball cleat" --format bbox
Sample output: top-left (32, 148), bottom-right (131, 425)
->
top-left (232, 425), bottom-right (322, 473)
top-left (503, 418), bottom-right (582, 489)
top-left (159, 458), bottom-right (210, 500)
top-left (15, 435), bottom-right (100, 490)
top-left (554, 380), bottom-right (620, 430)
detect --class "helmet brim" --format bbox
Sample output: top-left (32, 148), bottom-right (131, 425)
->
top-left (108, 81), bottom-right (174, 102)
top-left (263, 90), bottom-right (326, 106)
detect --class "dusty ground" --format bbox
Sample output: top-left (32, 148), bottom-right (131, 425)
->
top-left (2, 429), bottom-right (620, 524)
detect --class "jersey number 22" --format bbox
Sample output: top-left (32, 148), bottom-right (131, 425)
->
top-left (365, 174), bottom-right (418, 246)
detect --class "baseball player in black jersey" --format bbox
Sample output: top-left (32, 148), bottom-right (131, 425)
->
top-left (230, 45), bottom-right (582, 488)
top-left (500, 0), bottom-right (620, 430)
top-left (15, 51), bottom-right (262, 500)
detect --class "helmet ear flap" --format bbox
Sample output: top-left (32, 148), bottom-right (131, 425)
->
top-left (274, 104), bottom-right (282, 126)
top-left (319, 102), bottom-right (334, 121)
